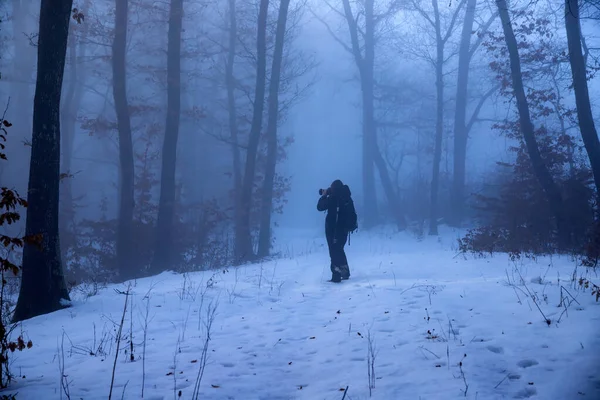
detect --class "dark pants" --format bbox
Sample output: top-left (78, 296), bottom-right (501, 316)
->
top-left (326, 226), bottom-right (349, 281)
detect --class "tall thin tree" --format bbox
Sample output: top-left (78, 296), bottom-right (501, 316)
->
top-left (12, 0), bottom-right (73, 322)
top-left (412, 0), bottom-right (466, 235)
top-left (152, 0), bottom-right (184, 273)
top-left (112, 0), bottom-right (136, 280)
top-left (565, 0), bottom-right (600, 196)
top-left (496, 0), bottom-right (568, 243)
top-left (258, 0), bottom-right (291, 258)
top-left (235, 0), bottom-right (269, 263)
top-left (226, 0), bottom-right (243, 237)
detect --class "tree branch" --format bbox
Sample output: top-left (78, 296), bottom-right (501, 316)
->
top-left (466, 83), bottom-right (500, 133)
top-left (442, 0), bottom-right (468, 44)
top-left (309, 7), bottom-right (353, 54)
top-left (469, 11), bottom-right (498, 60)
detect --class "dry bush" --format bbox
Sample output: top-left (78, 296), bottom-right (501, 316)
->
top-left (0, 115), bottom-right (33, 388)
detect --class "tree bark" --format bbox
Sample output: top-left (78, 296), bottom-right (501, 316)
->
top-left (496, 0), bottom-right (568, 243)
top-left (112, 0), bottom-right (136, 280)
top-left (151, 0), bottom-right (183, 274)
top-left (12, 0), bottom-right (73, 323)
top-left (258, 0), bottom-right (291, 258)
top-left (565, 0), bottom-right (600, 196)
top-left (450, 0), bottom-right (476, 227)
top-left (429, 0), bottom-right (444, 236)
top-left (235, 0), bottom-right (269, 263)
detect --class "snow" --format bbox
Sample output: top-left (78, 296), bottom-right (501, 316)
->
top-left (4, 227), bottom-right (600, 399)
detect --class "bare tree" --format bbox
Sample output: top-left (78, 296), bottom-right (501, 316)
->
top-left (495, 0), bottom-right (568, 244)
top-left (13, 0), bottom-right (73, 322)
top-left (565, 0), bottom-right (600, 196)
top-left (112, 0), bottom-right (136, 280)
top-left (226, 0), bottom-right (243, 237)
top-left (151, 0), bottom-right (184, 273)
top-left (411, 0), bottom-right (466, 235)
top-left (60, 0), bottom-right (89, 258)
top-left (450, 0), bottom-right (497, 227)
top-left (257, 0), bottom-right (291, 258)
top-left (235, 0), bottom-right (269, 263)
top-left (315, 0), bottom-right (405, 229)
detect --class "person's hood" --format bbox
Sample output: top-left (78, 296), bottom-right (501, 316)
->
top-left (341, 184), bottom-right (351, 197)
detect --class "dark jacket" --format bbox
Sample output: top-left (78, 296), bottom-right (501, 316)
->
top-left (317, 185), bottom-right (352, 233)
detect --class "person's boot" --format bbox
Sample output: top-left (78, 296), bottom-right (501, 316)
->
top-left (340, 265), bottom-right (350, 280)
top-left (330, 264), bottom-right (342, 283)
top-left (330, 271), bottom-right (342, 283)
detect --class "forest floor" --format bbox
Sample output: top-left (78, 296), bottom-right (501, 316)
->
top-left (4, 226), bottom-right (600, 399)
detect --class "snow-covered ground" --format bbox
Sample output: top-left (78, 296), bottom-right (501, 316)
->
top-left (4, 227), bottom-right (600, 399)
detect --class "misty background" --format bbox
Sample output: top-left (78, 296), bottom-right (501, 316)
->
top-left (1, 0), bottom-right (599, 285)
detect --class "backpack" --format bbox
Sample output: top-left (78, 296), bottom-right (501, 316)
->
top-left (338, 185), bottom-right (358, 233)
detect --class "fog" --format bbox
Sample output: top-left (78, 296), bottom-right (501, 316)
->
top-left (1, 0), bottom-right (600, 279)
top-left (1, 1), bottom-right (600, 397)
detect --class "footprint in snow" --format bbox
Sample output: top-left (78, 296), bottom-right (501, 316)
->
top-left (517, 359), bottom-right (539, 368)
top-left (513, 387), bottom-right (537, 399)
top-left (487, 345), bottom-right (504, 354)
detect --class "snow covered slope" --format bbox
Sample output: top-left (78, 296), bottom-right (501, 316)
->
top-left (4, 227), bottom-right (600, 399)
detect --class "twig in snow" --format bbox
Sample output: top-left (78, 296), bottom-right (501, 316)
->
top-left (120, 380), bottom-right (129, 400)
top-left (367, 330), bottom-right (377, 397)
top-left (191, 300), bottom-right (218, 400)
top-left (140, 291), bottom-right (154, 398)
top-left (341, 385), bottom-right (349, 400)
top-left (457, 354), bottom-right (468, 397)
top-left (173, 335), bottom-right (181, 400)
top-left (59, 331), bottom-right (71, 400)
top-left (494, 374), bottom-right (509, 389)
top-left (515, 269), bottom-right (551, 326)
top-left (108, 284), bottom-right (131, 400)
top-left (129, 292), bottom-right (134, 362)
top-left (418, 345), bottom-right (440, 359)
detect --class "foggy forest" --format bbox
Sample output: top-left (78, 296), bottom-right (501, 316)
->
top-left (0, 0), bottom-right (599, 398)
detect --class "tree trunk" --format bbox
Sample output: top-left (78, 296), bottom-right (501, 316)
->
top-left (151, 0), bottom-right (183, 274)
top-left (496, 0), bottom-right (568, 244)
top-left (341, 0), bottom-right (378, 228)
top-left (59, 0), bottom-right (88, 259)
top-left (235, 0), bottom-right (269, 263)
top-left (565, 0), bottom-right (600, 196)
top-left (429, 0), bottom-right (444, 236)
top-left (12, 0), bottom-right (73, 323)
top-left (372, 141), bottom-right (407, 229)
top-left (59, 13), bottom-right (86, 260)
top-left (450, 0), bottom-right (476, 227)
top-left (226, 0), bottom-right (242, 242)
top-left (112, 0), bottom-right (136, 280)
top-left (258, 0), bottom-right (291, 258)
top-left (361, 0), bottom-right (378, 229)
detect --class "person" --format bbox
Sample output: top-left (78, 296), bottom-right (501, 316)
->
top-left (316, 179), bottom-right (357, 282)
